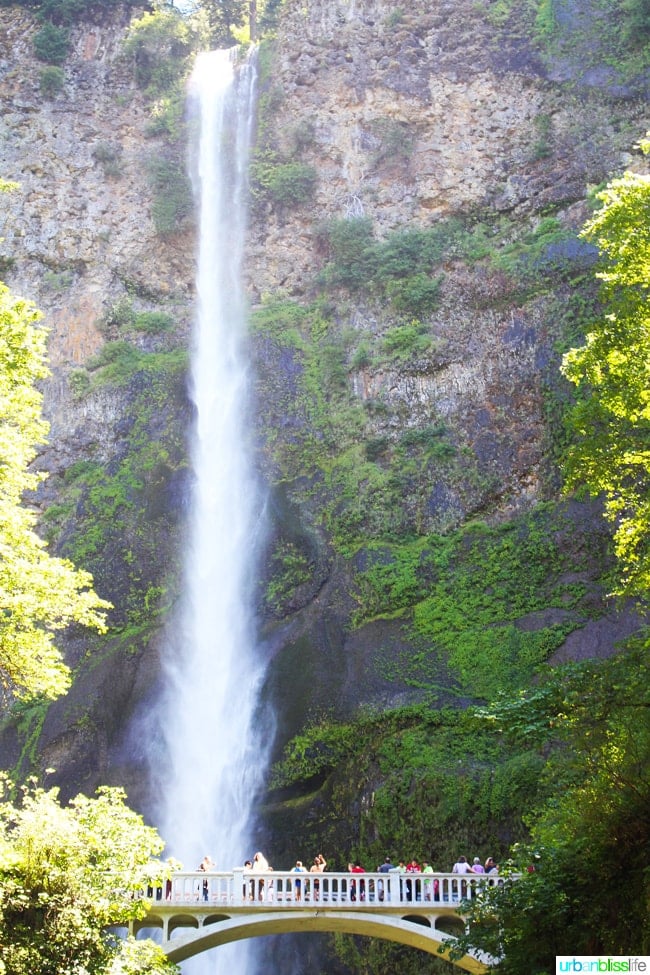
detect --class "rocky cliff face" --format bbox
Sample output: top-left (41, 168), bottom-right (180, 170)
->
top-left (246, 0), bottom-right (648, 763)
top-left (0, 6), bottom-right (194, 425)
top-left (248, 0), bottom-right (644, 555)
top-left (0, 0), bottom-right (646, 827)
top-left (0, 6), bottom-right (195, 801)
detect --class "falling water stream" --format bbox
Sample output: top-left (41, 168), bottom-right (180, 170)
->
top-left (154, 48), bottom-right (267, 974)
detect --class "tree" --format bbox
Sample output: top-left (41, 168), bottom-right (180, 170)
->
top-left (0, 270), bottom-right (111, 702)
top-left (257, 0), bottom-right (283, 33)
top-left (124, 7), bottom-right (211, 94)
top-left (453, 645), bottom-right (650, 971)
top-left (199, 0), bottom-right (247, 43)
top-left (561, 137), bottom-right (650, 597)
top-left (33, 21), bottom-right (69, 64)
top-left (0, 775), bottom-right (178, 975)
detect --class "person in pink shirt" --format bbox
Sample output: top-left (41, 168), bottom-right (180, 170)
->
top-left (405, 857), bottom-right (421, 901)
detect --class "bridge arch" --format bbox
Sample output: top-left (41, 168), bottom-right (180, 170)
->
top-left (137, 911), bottom-right (488, 973)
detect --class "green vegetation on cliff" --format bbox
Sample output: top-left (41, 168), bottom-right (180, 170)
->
top-left (353, 505), bottom-right (599, 701)
top-left (252, 193), bottom-right (597, 561)
top-left (268, 705), bottom-right (544, 869)
top-left (53, 343), bottom-right (188, 636)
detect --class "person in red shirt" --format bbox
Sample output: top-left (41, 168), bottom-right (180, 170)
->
top-left (405, 858), bottom-right (421, 901)
top-left (348, 861), bottom-right (366, 901)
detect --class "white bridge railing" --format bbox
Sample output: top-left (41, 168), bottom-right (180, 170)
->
top-left (142, 869), bottom-right (504, 909)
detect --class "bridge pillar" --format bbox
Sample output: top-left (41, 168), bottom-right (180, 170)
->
top-left (386, 872), bottom-right (399, 903)
top-left (232, 868), bottom-right (245, 906)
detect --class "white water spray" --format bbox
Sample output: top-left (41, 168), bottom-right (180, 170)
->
top-left (155, 47), bottom-right (267, 973)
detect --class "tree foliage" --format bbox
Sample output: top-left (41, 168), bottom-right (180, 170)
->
top-left (0, 0), bottom-right (142, 26)
top-left (562, 139), bottom-right (650, 597)
top-left (622, 0), bottom-right (650, 46)
top-left (199, 0), bottom-right (247, 43)
top-left (33, 21), bottom-right (69, 63)
top-left (455, 643), bottom-right (650, 971)
top-left (0, 277), bottom-right (111, 703)
top-left (123, 6), bottom-right (211, 95)
top-left (0, 775), bottom-right (178, 975)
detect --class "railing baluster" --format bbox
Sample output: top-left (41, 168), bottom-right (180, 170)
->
top-left (137, 869), bottom-right (515, 913)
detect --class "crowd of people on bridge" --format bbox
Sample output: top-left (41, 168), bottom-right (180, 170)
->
top-left (189, 851), bottom-right (499, 902)
top-left (147, 848), bottom-right (501, 904)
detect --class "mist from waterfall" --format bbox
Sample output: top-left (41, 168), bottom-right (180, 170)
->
top-left (153, 47), bottom-right (267, 974)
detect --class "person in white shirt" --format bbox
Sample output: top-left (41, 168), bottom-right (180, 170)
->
top-left (451, 855), bottom-right (475, 874)
top-left (451, 855), bottom-right (475, 900)
top-left (251, 851), bottom-right (269, 901)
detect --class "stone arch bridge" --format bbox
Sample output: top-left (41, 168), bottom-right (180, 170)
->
top-left (132, 869), bottom-right (504, 972)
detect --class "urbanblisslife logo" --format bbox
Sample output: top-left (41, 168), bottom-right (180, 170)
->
top-left (557, 959), bottom-right (649, 973)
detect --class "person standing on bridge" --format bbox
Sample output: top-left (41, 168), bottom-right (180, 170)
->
top-left (198, 855), bottom-right (215, 901)
top-left (452, 855), bottom-right (475, 900)
top-left (377, 856), bottom-right (394, 901)
top-left (242, 859), bottom-right (253, 900)
top-left (405, 857), bottom-right (421, 901)
top-left (164, 856), bottom-right (181, 901)
top-left (291, 860), bottom-right (307, 901)
top-left (348, 861), bottom-right (366, 901)
top-left (309, 853), bottom-right (326, 900)
top-left (422, 860), bottom-right (437, 901)
top-left (451, 855), bottom-right (475, 874)
top-left (265, 866), bottom-right (275, 902)
top-left (396, 859), bottom-right (406, 901)
top-left (252, 851), bottom-right (269, 901)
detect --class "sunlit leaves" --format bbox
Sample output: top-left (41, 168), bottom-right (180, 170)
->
top-left (0, 775), bottom-right (178, 975)
top-left (0, 282), bottom-right (111, 702)
top-left (561, 144), bottom-right (650, 596)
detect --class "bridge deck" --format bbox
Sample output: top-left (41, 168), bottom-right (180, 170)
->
top-left (140, 868), bottom-right (501, 913)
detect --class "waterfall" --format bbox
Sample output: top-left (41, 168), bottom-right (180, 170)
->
top-left (153, 47), bottom-right (267, 973)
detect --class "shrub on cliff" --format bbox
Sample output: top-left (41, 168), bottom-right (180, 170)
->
top-left (147, 157), bottom-right (194, 237)
top-left (252, 159), bottom-right (318, 210)
top-left (33, 21), bottom-right (68, 64)
top-left (318, 218), bottom-right (448, 317)
top-left (38, 65), bottom-right (64, 96)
